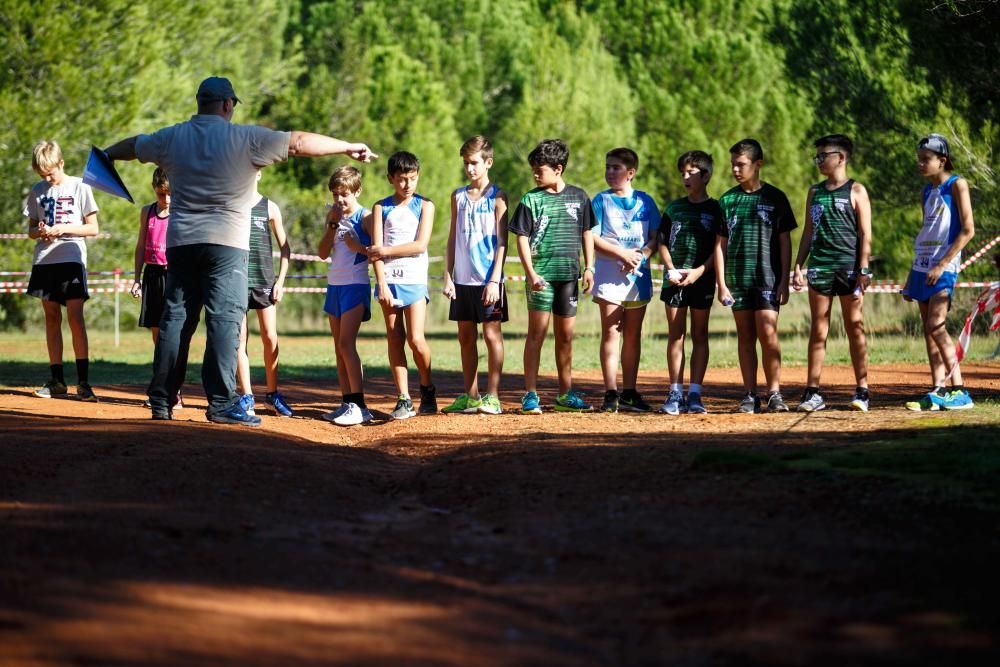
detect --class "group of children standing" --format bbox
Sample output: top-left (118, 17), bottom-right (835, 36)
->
top-left (24, 130), bottom-right (977, 422)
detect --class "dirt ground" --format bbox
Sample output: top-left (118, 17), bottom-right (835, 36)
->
top-left (2, 363), bottom-right (999, 666)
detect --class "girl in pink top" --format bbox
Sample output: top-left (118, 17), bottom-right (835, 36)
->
top-left (131, 168), bottom-right (185, 409)
top-left (131, 168), bottom-right (171, 339)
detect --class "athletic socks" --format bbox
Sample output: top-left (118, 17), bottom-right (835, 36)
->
top-left (50, 364), bottom-right (65, 384)
top-left (688, 383), bottom-right (702, 395)
top-left (346, 392), bottom-right (367, 409)
top-left (75, 358), bottom-right (89, 385)
top-left (856, 387), bottom-right (870, 399)
top-left (670, 383), bottom-right (683, 393)
top-left (803, 386), bottom-right (820, 399)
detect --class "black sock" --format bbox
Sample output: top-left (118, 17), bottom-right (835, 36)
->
top-left (75, 358), bottom-right (88, 385)
top-left (933, 386), bottom-right (947, 396)
top-left (605, 389), bottom-right (619, 400)
top-left (804, 386), bottom-right (820, 398)
top-left (50, 364), bottom-right (65, 384)
top-left (354, 392), bottom-right (368, 409)
top-left (953, 385), bottom-right (965, 392)
top-left (856, 387), bottom-right (870, 398)
top-left (621, 388), bottom-right (638, 399)
top-left (420, 384), bottom-right (434, 394)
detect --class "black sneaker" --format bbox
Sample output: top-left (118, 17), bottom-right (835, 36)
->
top-left (738, 392), bottom-right (761, 414)
top-left (619, 391), bottom-right (652, 413)
top-left (418, 385), bottom-right (438, 415)
top-left (34, 379), bottom-right (68, 398)
top-left (151, 409), bottom-right (173, 421)
top-left (600, 390), bottom-right (619, 413)
top-left (77, 383), bottom-right (98, 402)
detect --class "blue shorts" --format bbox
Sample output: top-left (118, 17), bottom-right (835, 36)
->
top-left (374, 283), bottom-right (429, 309)
top-left (904, 269), bottom-right (957, 303)
top-left (324, 284), bottom-right (371, 321)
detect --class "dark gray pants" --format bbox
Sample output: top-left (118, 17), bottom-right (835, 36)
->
top-left (149, 244), bottom-right (248, 415)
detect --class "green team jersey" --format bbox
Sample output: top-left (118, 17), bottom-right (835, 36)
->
top-left (510, 184), bottom-right (594, 281)
top-left (807, 179), bottom-right (858, 271)
top-left (718, 182), bottom-right (797, 290)
top-left (248, 196), bottom-right (275, 289)
top-left (659, 197), bottom-right (725, 274)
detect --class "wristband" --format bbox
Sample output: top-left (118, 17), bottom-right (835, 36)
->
top-left (584, 266), bottom-right (595, 273)
top-left (859, 267), bottom-right (872, 277)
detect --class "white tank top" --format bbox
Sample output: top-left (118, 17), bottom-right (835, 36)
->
top-left (453, 184), bottom-right (502, 286)
top-left (380, 194), bottom-right (428, 284)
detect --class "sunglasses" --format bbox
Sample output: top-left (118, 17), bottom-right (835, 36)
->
top-left (813, 151), bottom-right (843, 164)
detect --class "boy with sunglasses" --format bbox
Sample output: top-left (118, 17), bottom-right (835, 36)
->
top-left (792, 135), bottom-right (873, 411)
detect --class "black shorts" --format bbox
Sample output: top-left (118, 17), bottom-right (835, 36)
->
top-left (660, 272), bottom-right (715, 310)
top-left (27, 262), bottom-right (89, 304)
top-left (525, 279), bottom-right (579, 317)
top-left (449, 283), bottom-right (509, 323)
top-left (731, 286), bottom-right (780, 312)
top-left (139, 264), bottom-right (167, 328)
top-left (247, 286), bottom-right (274, 310)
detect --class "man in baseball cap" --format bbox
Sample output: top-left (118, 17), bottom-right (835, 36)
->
top-left (196, 76), bottom-right (241, 105)
top-left (103, 77), bottom-right (376, 426)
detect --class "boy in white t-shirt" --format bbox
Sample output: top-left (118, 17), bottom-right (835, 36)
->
top-left (369, 151), bottom-right (436, 419)
top-left (441, 135), bottom-right (509, 415)
top-left (591, 147), bottom-right (660, 413)
top-left (24, 141), bottom-right (101, 401)
top-left (318, 165), bottom-right (374, 426)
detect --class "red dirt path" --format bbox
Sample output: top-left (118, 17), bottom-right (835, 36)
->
top-left (2, 364), bottom-right (999, 666)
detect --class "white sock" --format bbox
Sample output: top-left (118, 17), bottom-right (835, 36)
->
top-left (671, 383), bottom-right (683, 393)
top-left (688, 383), bottom-right (702, 395)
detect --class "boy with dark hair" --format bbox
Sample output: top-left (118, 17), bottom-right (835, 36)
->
top-left (717, 138), bottom-right (797, 413)
top-left (658, 150), bottom-right (725, 415)
top-left (510, 138), bottom-right (596, 413)
top-left (792, 134), bottom-right (873, 411)
top-left (26, 140), bottom-right (101, 401)
top-left (236, 171), bottom-right (293, 418)
top-left (591, 147), bottom-right (660, 413)
top-left (369, 150), bottom-right (436, 419)
top-left (441, 135), bottom-right (509, 415)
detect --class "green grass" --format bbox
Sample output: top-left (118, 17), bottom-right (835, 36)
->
top-left (1, 289), bottom-right (996, 386)
top-left (692, 400), bottom-right (1000, 506)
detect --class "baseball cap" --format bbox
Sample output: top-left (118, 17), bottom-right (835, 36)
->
top-left (196, 77), bottom-right (240, 105)
top-left (918, 133), bottom-right (950, 156)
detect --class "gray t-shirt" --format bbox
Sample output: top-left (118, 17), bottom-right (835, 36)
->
top-left (24, 176), bottom-right (99, 266)
top-left (135, 115), bottom-right (289, 250)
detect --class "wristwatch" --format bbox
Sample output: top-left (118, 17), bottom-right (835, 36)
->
top-left (859, 267), bottom-right (872, 277)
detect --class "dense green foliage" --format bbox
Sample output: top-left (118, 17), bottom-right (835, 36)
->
top-left (1, 0), bottom-right (996, 329)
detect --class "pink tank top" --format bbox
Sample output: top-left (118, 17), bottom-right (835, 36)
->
top-left (144, 203), bottom-right (168, 266)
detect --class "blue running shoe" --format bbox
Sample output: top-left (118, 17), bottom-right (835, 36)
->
top-left (943, 388), bottom-right (974, 410)
top-left (208, 401), bottom-right (262, 427)
top-left (521, 391), bottom-right (542, 415)
top-left (267, 391), bottom-right (294, 417)
top-left (658, 389), bottom-right (684, 416)
top-left (686, 392), bottom-right (707, 414)
top-left (239, 393), bottom-right (256, 417)
top-left (554, 389), bottom-right (591, 412)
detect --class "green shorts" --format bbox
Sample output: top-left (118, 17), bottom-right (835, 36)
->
top-left (526, 279), bottom-right (578, 317)
top-left (806, 267), bottom-right (858, 297)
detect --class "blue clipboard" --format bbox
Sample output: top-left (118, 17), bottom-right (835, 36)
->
top-left (82, 145), bottom-right (134, 203)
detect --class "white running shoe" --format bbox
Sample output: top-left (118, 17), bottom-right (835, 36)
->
top-left (333, 402), bottom-right (373, 426)
top-left (322, 402), bottom-right (349, 423)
